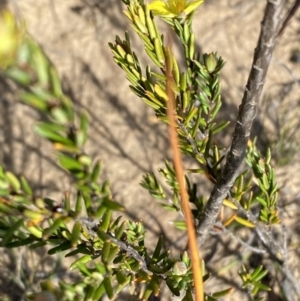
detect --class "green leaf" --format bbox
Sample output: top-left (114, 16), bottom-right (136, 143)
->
top-left (94, 204), bottom-right (107, 220)
top-left (210, 97), bottom-right (222, 120)
top-left (78, 155), bottom-right (92, 167)
top-left (0, 180), bottom-right (9, 190)
top-left (85, 285), bottom-right (96, 300)
top-left (20, 92), bottom-right (49, 111)
top-left (51, 107), bottom-right (69, 124)
top-left (49, 66), bottom-right (63, 97)
top-left (141, 97), bottom-right (161, 110)
top-left (0, 201), bottom-right (13, 213)
top-left (107, 245), bottom-right (120, 264)
top-left (143, 274), bottom-right (160, 300)
top-left (103, 277), bottom-right (114, 299)
top-left (115, 271), bottom-right (130, 293)
top-left (91, 160), bottom-right (102, 182)
top-left (252, 269), bottom-right (268, 282)
top-left (212, 287), bottom-right (233, 298)
top-left (250, 265), bottom-right (263, 280)
top-left (205, 295), bottom-right (218, 301)
top-left (65, 244), bottom-right (91, 257)
top-left (1, 218), bottom-right (24, 246)
top-left (20, 176), bottom-right (33, 195)
top-left (101, 240), bottom-right (111, 264)
top-left (57, 153), bottom-right (84, 172)
top-left (30, 241), bottom-right (47, 249)
top-left (152, 236), bottom-right (163, 262)
top-left (172, 220), bottom-right (187, 230)
top-left (145, 46), bottom-right (163, 68)
top-left (35, 123), bottom-right (74, 145)
top-left (77, 111), bottom-right (89, 146)
top-left (253, 281), bottom-right (271, 291)
top-left (48, 241), bottom-right (72, 255)
top-left (166, 278), bottom-right (180, 296)
top-left (43, 217), bottom-right (65, 238)
top-left (182, 287), bottom-right (194, 301)
top-left (103, 198), bottom-right (125, 211)
top-left (5, 171), bottom-right (21, 192)
top-left (99, 211), bottom-right (112, 232)
top-left (34, 48), bottom-right (50, 86)
top-left (70, 254), bottom-right (93, 270)
top-left (5, 67), bottom-right (31, 85)
top-left (27, 226), bottom-right (43, 239)
top-left (93, 282), bottom-right (106, 300)
top-left (211, 120), bottom-right (230, 134)
top-left (71, 221), bottom-right (82, 247)
top-left (61, 95), bottom-right (75, 121)
top-left (74, 193), bottom-right (83, 216)
top-left (6, 236), bottom-right (36, 248)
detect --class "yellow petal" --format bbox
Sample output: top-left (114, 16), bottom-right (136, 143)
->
top-left (149, 1), bottom-right (176, 17)
top-left (184, 0), bottom-right (204, 15)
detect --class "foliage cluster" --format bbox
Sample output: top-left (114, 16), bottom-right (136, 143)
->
top-left (0, 1), bottom-right (294, 301)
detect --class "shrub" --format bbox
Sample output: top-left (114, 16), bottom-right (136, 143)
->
top-left (0, 1), bottom-right (298, 301)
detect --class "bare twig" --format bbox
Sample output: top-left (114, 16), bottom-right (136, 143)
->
top-left (282, 265), bottom-right (300, 299)
top-left (229, 194), bottom-right (285, 262)
top-left (107, 234), bottom-right (152, 275)
top-left (197, 0), bottom-right (285, 245)
top-left (278, 0), bottom-right (300, 36)
top-left (78, 218), bottom-right (153, 275)
top-left (224, 197), bottom-right (300, 297)
top-left (212, 222), bottom-right (266, 254)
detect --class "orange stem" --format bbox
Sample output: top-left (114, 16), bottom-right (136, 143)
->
top-left (165, 46), bottom-right (203, 301)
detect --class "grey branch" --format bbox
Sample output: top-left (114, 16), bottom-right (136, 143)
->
top-left (278, 0), bottom-right (300, 36)
top-left (107, 234), bottom-right (152, 275)
top-left (196, 0), bottom-right (285, 245)
top-left (212, 222), bottom-right (266, 254)
top-left (229, 194), bottom-right (286, 261)
top-left (79, 217), bottom-right (154, 276)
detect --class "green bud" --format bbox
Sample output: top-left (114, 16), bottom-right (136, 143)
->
top-left (204, 52), bottom-right (217, 73)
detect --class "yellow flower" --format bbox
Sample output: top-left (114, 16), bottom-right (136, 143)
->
top-left (0, 10), bottom-right (23, 69)
top-left (149, 0), bottom-right (204, 18)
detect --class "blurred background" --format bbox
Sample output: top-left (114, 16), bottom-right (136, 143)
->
top-left (0, 0), bottom-right (300, 300)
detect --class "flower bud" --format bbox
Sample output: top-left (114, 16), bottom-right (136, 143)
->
top-left (204, 52), bottom-right (217, 73)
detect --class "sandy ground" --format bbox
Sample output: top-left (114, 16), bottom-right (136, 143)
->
top-left (0, 0), bottom-right (300, 300)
